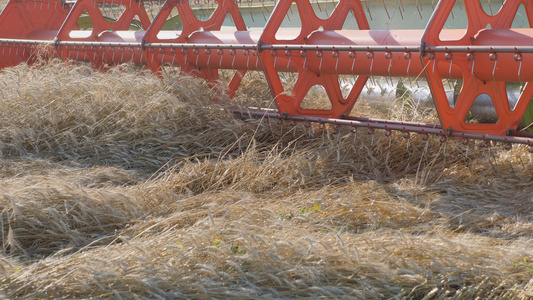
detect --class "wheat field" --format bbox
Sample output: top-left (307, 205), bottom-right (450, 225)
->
top-left (0, 59), bottom-right (531, 299)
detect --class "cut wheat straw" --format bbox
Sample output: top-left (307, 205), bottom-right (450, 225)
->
top-left (0, 61), bottom-right (532, 299)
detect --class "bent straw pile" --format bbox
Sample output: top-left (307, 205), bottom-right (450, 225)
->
top-left (0, 61), bottom-right (532, 299)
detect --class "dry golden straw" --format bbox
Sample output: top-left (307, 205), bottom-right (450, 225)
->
top-left (0, 60), bottom-right (532, 299)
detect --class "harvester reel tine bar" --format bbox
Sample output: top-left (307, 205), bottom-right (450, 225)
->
top-left (422, 0), bottom-right (533, 136)
top-left (232, 108), bottom-right (533, 147)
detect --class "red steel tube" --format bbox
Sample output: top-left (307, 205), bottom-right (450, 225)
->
top-left (73, 28), bottom-right (467, 79)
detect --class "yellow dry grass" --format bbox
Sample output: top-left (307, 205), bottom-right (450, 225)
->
top-left (0, 60), bottom-right (532, 299)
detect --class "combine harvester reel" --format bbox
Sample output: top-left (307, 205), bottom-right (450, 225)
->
top-left (0, 0), bottom-right (532, 149)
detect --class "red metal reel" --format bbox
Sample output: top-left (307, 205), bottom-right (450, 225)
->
top-left (258, 0), bottom-right (370, 118)
top-left (0, 0), bottom-right (71, 68)
top-left (0, 0), bottom-right (70, 39)
top-left (143, 0), bottom-right (248, 99)
top-left (55, 0), bottom-right (151, 68)
top-left (422, 0), bottom-right (533, 136)
top-left (142, 0), bottom-right (192, 73)
top-left (56, 0), bottom-right (151, 41)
